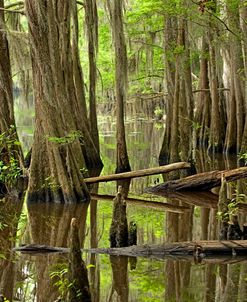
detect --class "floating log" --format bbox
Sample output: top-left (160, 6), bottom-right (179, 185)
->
top-left (84, 162), bottom-right (191, 184)
top-left (88, 240), bottom-right (247, 258)
top-left (12, 244), bottom-right (67, 254)
top-left (13, 245), bottom-right (247, 265)
top-left (91, 193), bottom-right (190, 213)
top-left (14, 240), bottom-right (247, 259)
top-left (146, 167), bottom-right (247, 193)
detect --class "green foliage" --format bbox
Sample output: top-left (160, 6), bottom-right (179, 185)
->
top-left (0, 220), bottom-right (8, 231)
top-left (238, 152), bottom-right (247, 165)
top-left (16, 202), bottom-right (28, 244)
top-left (49, 263), bottom-right (70, 299)
top-left (41, 176), bottom-right (61, 191)
top-left (217, 191), bottom-right (247, 221)
top-left (0, 126), bottom-right (22, 187)
top-left (0, 253), bottom-right (7, 260)
top-left (154, 106), bottom-right (164, 118)
top-left (47, 130), bottom-right (83, 145)
top-left (0, 158), bottom-right (22, 186)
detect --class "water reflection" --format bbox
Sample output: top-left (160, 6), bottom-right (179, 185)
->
top-left (4, 195), bottom-right (247, 301)
top-left (109, 256), bottom-right (129, 302)
top-left (0, 197), bottom-right (23, 301)
top-left (2, 116), bottom-right (246, 301)
top-left (24, 202), bottom-right (89, 301)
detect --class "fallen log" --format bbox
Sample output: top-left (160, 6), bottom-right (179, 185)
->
top-left (88, 240), bottom-right (247, 258)
top-left (13, 240), bottom-right (247, 258)
top-left (84, 162), bottom-right (191, 184)
top-left (12, 244), bottom-right (68, 254)
top-left (91, 193), bottom-right (190, 213)
top-left (146, 167), bottom-right (247, 193)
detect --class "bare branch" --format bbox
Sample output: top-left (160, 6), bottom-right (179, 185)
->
top-left (190, 0), bottom-right (240, 38)
top-left (193, 88), bottom-right (230, 93)
top-left (76, 1), bottom-right (84, 6)
top-left (0, 7), bottom-right (25, 15)
top-left (130, 74), bottom-right (164, 82)
top-left (131, 39), bottom-right (163, 49)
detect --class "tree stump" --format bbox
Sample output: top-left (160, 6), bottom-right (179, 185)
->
top-left (109, 186), bottom-right (129, 248)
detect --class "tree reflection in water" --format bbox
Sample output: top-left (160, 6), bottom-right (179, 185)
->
top-left (2, 119), bottom-right (247, 301)
top-left (26, 202), bottom-right (89, 301)
top-left (0, 197), bottom-right (23, 301)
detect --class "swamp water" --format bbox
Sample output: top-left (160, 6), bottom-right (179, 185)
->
top-left (1, 117), bottom-right (247, 301)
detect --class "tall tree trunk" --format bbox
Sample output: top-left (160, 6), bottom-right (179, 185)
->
top-left (224, 46), bottom-right (237, 153)
top-left (227, 3), bottom-right (245, 153)
top-left (207, 4), bottom-right (225, 152)
top-left (71, 0), bottom-right (88, 122)
top-left (25, 0), bottom-right (97, 202)
top-left (170, 54), bottom-right (180, 164)
top-left (239, 1), bottom-right (247, 153)
top-left (159, 16), bottom-right (177, 164)
top-left (108, 0), bottom-right (131, 173)
top-left (195, 37), bottom-right (211, 149)
top-left (0, 0), bottom-right (23, 193)
top-left (160, 12), bottom-right (193, 168)
top-left (178, 17), bottom-right (194, 163)
top-left (85, 0), bottom-right (100, 153)
top-left (71, 0), bottom-right (102, 170)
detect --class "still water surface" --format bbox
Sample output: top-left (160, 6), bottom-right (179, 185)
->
top-left (1, 116), bottom-right (247, 301)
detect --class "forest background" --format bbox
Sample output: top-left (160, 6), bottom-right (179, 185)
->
top-left (0, 0), bottom-right (247, 202)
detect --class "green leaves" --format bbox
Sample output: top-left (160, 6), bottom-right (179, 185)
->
top-left (0, 158), bottom-right (22, 183)
top-left (0, 125), bottom-right (22, 187)
top-left (46, 130), bottom-right (83, 145)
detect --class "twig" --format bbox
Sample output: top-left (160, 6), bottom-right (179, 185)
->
top-left (76, 1), bottom-right (84, 6)
top-left (193, 88), bottom-right (230, 93)
top-left (0, 7), bottom-right (25, 15)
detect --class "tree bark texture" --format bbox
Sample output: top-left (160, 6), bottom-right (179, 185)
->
top-left (195, 37), bottom-right (211, 149)
top-left (160, 11), bottom-right (193, 170)
top-left (159, 16), bottom-right (177, 164)
top-left (109, 186), bottom-right (129, 248)
top-left (24, 0), bottom-right (101, 202)
top-left (0, 0), bottom-right (23, 193)
top-left (147, 167), bottom-right (247, 193)
top-left (85, 0), bottom-right (100, 153)
top-left (207, 9), bottom-right (225, 152)
top-left (240, 1), bottom-right (247, 153)
top-left (108, 0), bottom-right (131, 173)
